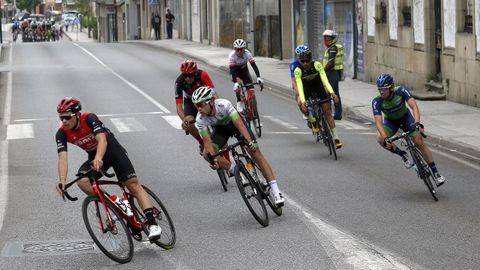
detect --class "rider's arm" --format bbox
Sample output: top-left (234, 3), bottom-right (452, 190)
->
top-left (174, 76), bottom-right (185, 120)
top-left (324, 45), bottom-right (337, 71)
top-left (56, 129), bottom-right (68, 184)
top-left (85, 113), bottom-right (108, 170)
top-left (402, 87), bottom-right (421, 123)
top-left (228, 51), bottom-right (238, 83)
top-left (314, 62), bottom-right (334, 95)
top-left (372, 98), bottom-right (388, 138)
top-left (232, 116), bottom-right (254, 144)
top-left (294, 67), bottom-right (306, 103)
top-left (249, 61), bottom-right (261, 78)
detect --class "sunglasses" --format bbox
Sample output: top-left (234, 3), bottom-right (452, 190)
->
top-left (59, 114), bottom-right (75, 121)
top-left (378, 87), bottom-right (391, 92)
top-left (235, 48), bottom-right (244, 52)
top-left (300, 59), bottom-right (311, 64)
top-left (184, 73), bottom-right (194, 78)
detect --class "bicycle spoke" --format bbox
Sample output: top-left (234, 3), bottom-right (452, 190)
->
top-left (82, 196), bottom-right (133, 263)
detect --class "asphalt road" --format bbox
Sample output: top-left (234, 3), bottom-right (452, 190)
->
top-left (0, 40), bottom-right (478, 270)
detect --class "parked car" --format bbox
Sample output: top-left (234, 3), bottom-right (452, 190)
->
top-left (12, 12), bottom-right (30, 22)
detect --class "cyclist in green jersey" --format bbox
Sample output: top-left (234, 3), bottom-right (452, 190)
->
top-left (372, 74), bottom-right (445, 186)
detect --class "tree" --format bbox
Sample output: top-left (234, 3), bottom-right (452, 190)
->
top-left (16, 0), bottom-right (41, 13)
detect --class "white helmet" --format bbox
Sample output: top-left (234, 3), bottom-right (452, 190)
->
top-left (192, 86), bottom-right (214, 104)
top-left (233, 39), bottom-right (247, 49)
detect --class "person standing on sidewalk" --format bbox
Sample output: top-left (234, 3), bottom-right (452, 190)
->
top-left (166, 9), bottom-right (175, 39)
top-left (228, 38), bottom-right (263, 112)
top-left (322, 30), bottom-right (344, 120)
top-left (151, 13), bottom-right (161, 40)
top-left (372, 73), bottom-right (445, 186)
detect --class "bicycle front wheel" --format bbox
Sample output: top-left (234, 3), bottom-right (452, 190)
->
top-left (217, 169), bottom-right (228, 191)
top-left (235, 161), bottom-right (269, 227)
top-left (135, 185), bottom-right (176, 249)
top-left (251, 96), bottom-right (262, 137)
top-left (82, 195), bottom-right (133, 263)
top-left (412, 149), bottom-right (438, 201)
top-left (254, 167), bottom-right (282, 216)
top-left (320, 115), bottom-right (337, 160)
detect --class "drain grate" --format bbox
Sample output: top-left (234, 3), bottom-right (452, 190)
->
top-left (2, 240), bottom-right (99, 257)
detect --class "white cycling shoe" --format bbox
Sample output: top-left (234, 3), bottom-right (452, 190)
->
top-left (273, 192), bottom-right (285, 207)
top-left (148, 225), bottom-right (162, 240)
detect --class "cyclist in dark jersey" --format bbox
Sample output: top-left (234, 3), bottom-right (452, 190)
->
top-left (372, 74), bottom-right (445, 186)
top-left (229, 39), bottom-right (263, 112)
top-left (175, 60), bottom-right (216, 155)
top-left (55, 97), bottom-right (162, 239)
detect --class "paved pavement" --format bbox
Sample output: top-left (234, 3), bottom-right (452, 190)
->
top-left (65, 30), bottom-right (480, 162)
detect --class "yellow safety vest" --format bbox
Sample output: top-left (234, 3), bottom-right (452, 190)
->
top-left (323, 43), bottom-right (344, 71)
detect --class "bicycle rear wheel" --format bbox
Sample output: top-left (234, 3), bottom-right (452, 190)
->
top-left (82, 195), bottom-right (133, 263)
top-left (235, 161), bottom-right (269, 226)
top-left (251, 97), bottom-right (262, 138)
top-left (133, 185), bottom-right (176, 249)
top-left (217, 169), bottom-right (228, 191)
top-left (412, 150), bottom-right (438, 201)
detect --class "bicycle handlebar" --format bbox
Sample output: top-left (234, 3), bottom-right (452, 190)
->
top-left (184, 120), bottom-right (196, 135)
top-left (305, 97), bottom-right (332, 107)
top-left (207, 139), bottom-right (247, 164)
top-left (60, 167), bottom-right (116, 202)
top-left (387, 127), bottom-right (427, 143)
top-left (240, 82), bottom-right (263, 91)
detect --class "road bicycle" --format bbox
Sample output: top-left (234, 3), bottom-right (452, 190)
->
top-left (305, 97), bottom-right (337, 160)
top-left (61, 168), bottom-right (176, 263)
top-left (185, 119), bottom-right (229, 191)
top-left (238, 82), bottom-right (263, 138)
top-left (387, 128), bottom-right (439, 201)
top-left (208, 139), bottom-right (282, 227)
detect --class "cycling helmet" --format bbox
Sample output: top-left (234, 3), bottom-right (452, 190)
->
top-left (57, 97), bottom-right (82, 113)
top-left (192, 86), bottom-right (214, 104)
top-left (180, 60), bottom-right (198, 74)
top-left (295, 45), bottom-right (312, 59)
top-left (377, 73), bottom-right (394, 88)
top-left (233, 39), bottom-right (247, 49)
top-left (323, 29), bottom-right (337, 45)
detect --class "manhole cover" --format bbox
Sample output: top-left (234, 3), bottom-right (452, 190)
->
top-left (2, 240), bottom-right (99, 257)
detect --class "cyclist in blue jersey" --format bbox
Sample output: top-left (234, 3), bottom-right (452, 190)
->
top-left (372, 74), bottom-right (445, 186)
top-left (290, 45), bottom-right (304, 115)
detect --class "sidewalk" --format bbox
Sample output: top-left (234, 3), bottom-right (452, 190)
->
top-left (67, 31), bottom-right (480, 159)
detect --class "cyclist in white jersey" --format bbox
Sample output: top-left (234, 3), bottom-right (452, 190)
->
top-left (229, 39), bottom-right (264, 112)
top-left (193, 86), bottom-right (285, 206)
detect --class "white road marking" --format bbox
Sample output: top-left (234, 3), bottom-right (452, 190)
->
top-left (110, 118), bottom-right (147, 132)
top-left (285, 194), bottom-right (424, 270)
top-left (162, 116), bottom-right (182, 129)
top-left (6, 124), bottom-right (34, 140)
top-left (263, 131), bottom-right (311, 135)
top-left (336, 120), bottom-right (369, 130)
top-left (0, 47), bottom-right (13, 234)
top-left (263, 115), bottom-right (299, 129)
top-left (74, 44), bottom-right (171, 114)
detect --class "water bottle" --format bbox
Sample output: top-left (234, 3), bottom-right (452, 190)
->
top-left (110, 195), bottom-right (127, 213)
top-left (122, 197), bottom-right (134, 217)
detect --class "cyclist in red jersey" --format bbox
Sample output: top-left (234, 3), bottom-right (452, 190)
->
top-left (55, 97), bottom-right (162, 240)
top-left (175, 60), bottom-right (216, 155)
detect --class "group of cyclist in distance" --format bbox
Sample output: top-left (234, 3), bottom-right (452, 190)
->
top-left (55, 34), bottom-right (445, 242)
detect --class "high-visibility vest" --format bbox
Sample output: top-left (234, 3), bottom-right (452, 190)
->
top-left (323, 43), bottom-right (344, 71)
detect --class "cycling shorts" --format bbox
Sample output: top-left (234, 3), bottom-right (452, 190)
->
top-left (210, 120), bottom-right (255, 150)
top-left (304, 87), bottom-right (330, 103)
top-left (383, 111), bottom-right (418, 137)
top-left (78, 138), bottom-right (136, 182)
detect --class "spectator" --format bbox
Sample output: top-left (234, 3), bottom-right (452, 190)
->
top-left (151, 12), bottom-right (161, 40)
top-left (166, 9), bottom-right (175, 39)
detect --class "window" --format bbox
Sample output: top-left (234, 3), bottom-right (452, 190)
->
top-left (400, 0), bottom-right (412, 27)
top-left (458, 0), bottom-right (474, 33)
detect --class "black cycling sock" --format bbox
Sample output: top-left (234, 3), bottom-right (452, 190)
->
top-left (236, 92), bottom-right (241, 102)
top-left (428, 162), bottom-right (438, 174)
top-left (143, 208), bottom-right (158, 226)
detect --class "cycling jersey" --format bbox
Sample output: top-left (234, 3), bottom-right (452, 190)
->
top-left (56, 112), bottom-right (111, 153)
top-left (195, 99), bottom-right (241, 138)
top-left (372, 86), bottom-right (412, 120)
top-left (175, 69), bottom-right (215, 104)
top-left (56, 112), bottom-right (136, 182)
top-left (228, 49), bottom-right (260, 83)
top-left (294, 60), bottom-right (334, 103)
top-left (289, 58), bottom-right (300, 78)
top-left (372, 86), bottom-right (416, 136)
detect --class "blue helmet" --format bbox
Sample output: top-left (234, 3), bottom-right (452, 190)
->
top-left (295, 45), bottom-right (312, 59)
top-left (377, 73), bottom-right (394, 88)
